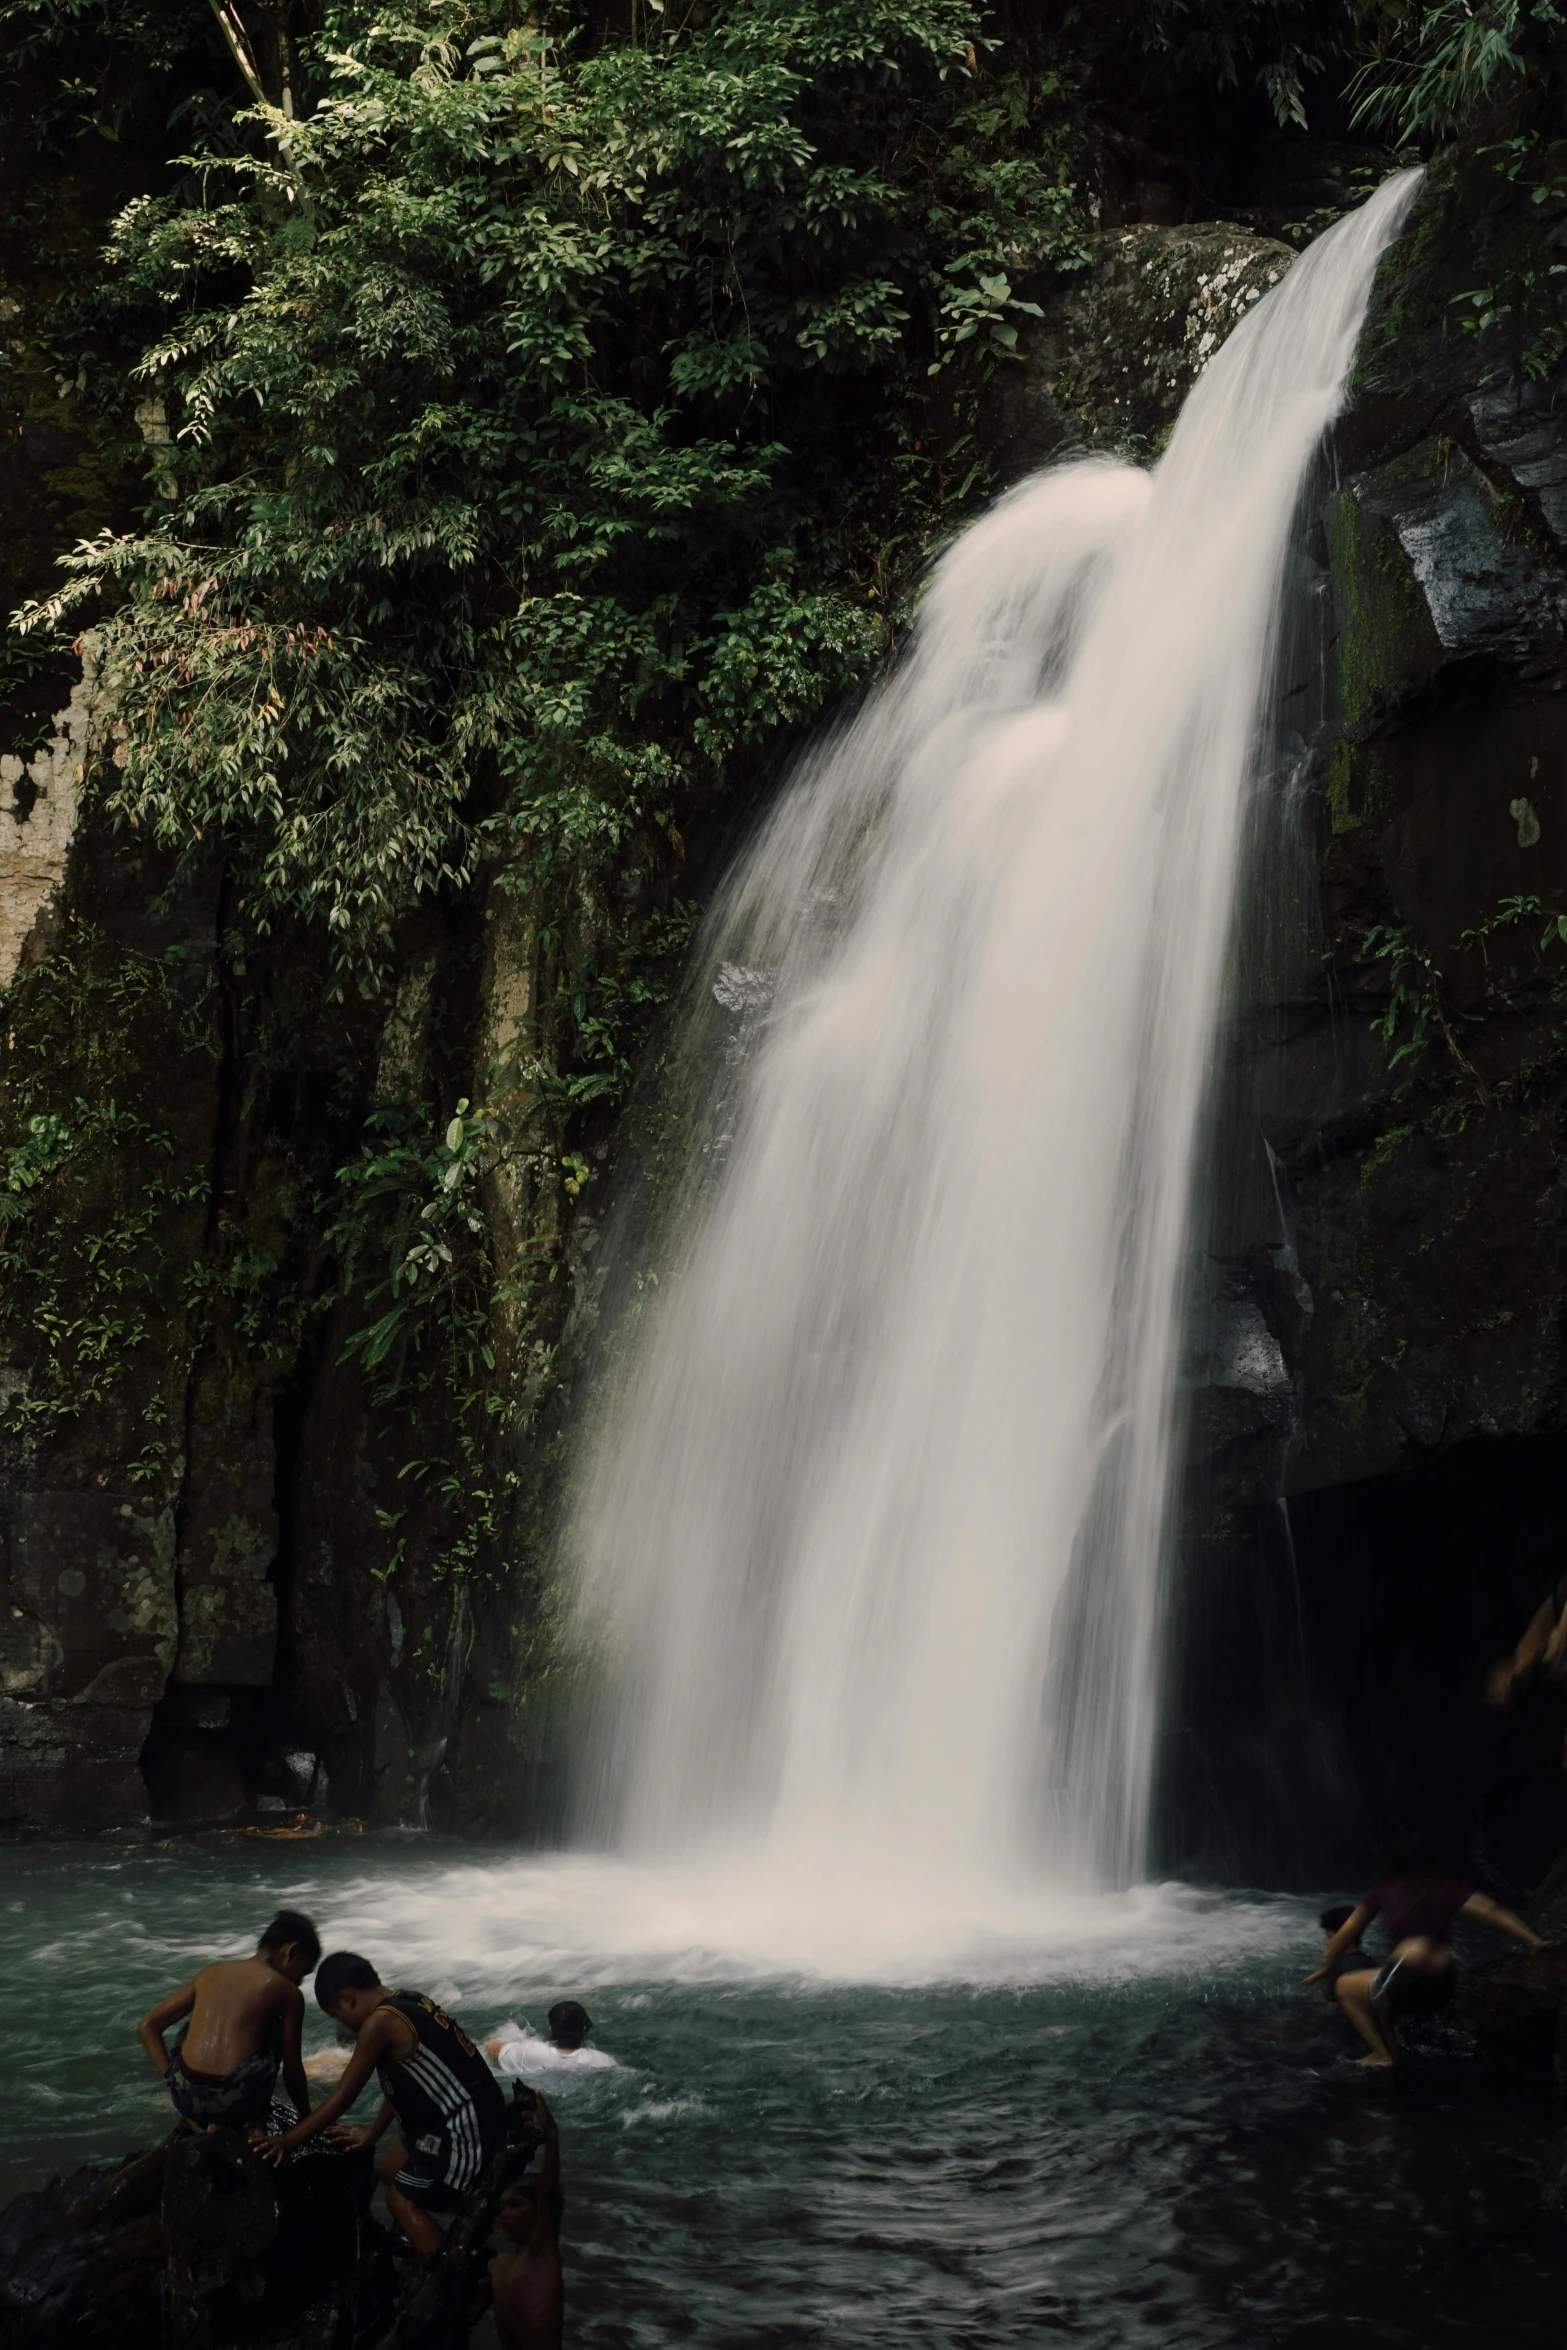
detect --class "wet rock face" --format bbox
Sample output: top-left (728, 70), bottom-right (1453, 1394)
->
top-left (0, 1480), bottom-right (179, 1830)
top-left (1161, 168), bottom-right (1567, 1887)
top-left (990, 222), bottom-right (1295, 465)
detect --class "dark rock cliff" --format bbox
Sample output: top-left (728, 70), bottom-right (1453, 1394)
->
top-left (1161, 163), bottom-right (1567, 1893)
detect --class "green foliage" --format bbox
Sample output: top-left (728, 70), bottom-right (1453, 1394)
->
top-left (1365, 919), bottom-right (1448, 1081)
top-left (540, 895), bottom-right (704, 1108)
top-left (1456, 887), bottom-right (1567, 952)
top-left (328, 1089), bottom-right (537, 1585)
top-left (1448, 129), bottom-right (1567, 376)
top-left (0, 929), bottom-right (213, 1451)
top-left (1365, 892), bottom-right (1567, 1111)
top-left (1349, 0), bottom-right (1538, 141)
top-left (0, 1110), bottom-right (73, 1219)
top-left (1350, 1), bottom-right (1567, 379)
top-left (1071, 0), bottom-right (1361, 129)
top-left (694, 577), bottom-right (878, 763)
top-left (332, 1095), bottom-right (498, 1392)
top-left (13, 0), bottom-right (1086, 982)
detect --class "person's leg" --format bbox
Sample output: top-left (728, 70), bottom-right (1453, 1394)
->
top-left (384, 2179), bottom-right (444, 2256)
top-left (376, 2138), bottom-right (447, 2255)
top-left (1335, 1970), bottom-right (1396, 2065)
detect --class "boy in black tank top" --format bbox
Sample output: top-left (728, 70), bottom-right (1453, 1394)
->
top-left (258, 1950), bottom-right (506, 2253)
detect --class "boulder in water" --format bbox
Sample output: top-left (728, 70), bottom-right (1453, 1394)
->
top-left (0, 2080), bottom-right (544, 2349)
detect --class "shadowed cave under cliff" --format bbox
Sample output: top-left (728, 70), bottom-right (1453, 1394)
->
top-left (138, 1403), bottom-right (1567, 1913)
top-left (1163, 1432), bottom-right (1567, 1896)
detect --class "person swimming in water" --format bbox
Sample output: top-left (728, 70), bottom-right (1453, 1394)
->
top-left (137, 1909), bottom-right (320, 2128)
top-left (258, 1950), bottom-right (507, 2255)
top-left (488, 2093), bottom-right (563, 2350)
top-left (485, 2000), bottom-right (616, 2079)
top-left (1309, 1902), bottom-right (1393, 2066)
top-left (1307, 1848), bottom-right (1545, 2064)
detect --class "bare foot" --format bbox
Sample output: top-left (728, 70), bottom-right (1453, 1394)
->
top-left (1357, 2053), bottom-right (1395, 2069)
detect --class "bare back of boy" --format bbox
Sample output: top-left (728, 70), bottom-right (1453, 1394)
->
top-left (139, 1955), bottom-right (309, 2124)
top-left (183, 1959), bottom-right (302, 2072)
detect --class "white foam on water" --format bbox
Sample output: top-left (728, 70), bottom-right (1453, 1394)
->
top-left (303, 1850), bottom-right (1306, 1992)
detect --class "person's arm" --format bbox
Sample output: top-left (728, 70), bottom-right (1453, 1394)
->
top-left (279, 1985), bottom-right (310, 2120)
top-left (327, 2096), bottom-right (396, 2153)
top-left (531, 2092), bottom-right (560, 2253)
top-left (258, 2011), bottom-right (398, 2160)
top-left (1545, 1587), bottom-right (1567, 1678)
top-left (1462, 1891), bottom-right (1547, 1953)
top-left (137, 1982), bottom-right (197, 2078)
top-left (1490, 1592), bottom-right (1562, 1704)
top-left (1304, 1904), bottom-right (1373, 1985)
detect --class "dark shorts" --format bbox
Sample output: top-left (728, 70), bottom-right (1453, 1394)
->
top-left (1372, 1957), bottom-right (1456, 2019)
top-left (392, 2131), bottom-right (501, 2212)
top-left (166, 2047), bottom-right (280, 2126)
top-left (1325, 1945), bottom-right (1375, 1993)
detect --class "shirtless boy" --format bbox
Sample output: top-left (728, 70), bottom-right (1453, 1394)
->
top-left (137, 1908), bottom-right (319, 2128)
top-left (259, 1950), bottom-right (506, 2256)
top-left (490, 2093), bottom-right (563, 2350)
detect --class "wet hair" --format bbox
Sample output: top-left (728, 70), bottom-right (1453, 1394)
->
top-left (314, 1951), bottom-right (382, 2013)
top-left (548, 2000), bottom-right (592, 2049)
top-left (1319, 1903), bottom-right (1355, 1935)
top-left (259, 1910), bottom-right (321, 1970)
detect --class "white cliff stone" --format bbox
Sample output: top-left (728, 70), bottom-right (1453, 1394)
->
top-left (0, 653), bottom-right (96, 988)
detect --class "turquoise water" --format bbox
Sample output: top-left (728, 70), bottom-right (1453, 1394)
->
top-left (1, 1839), bottom-right (1561, 2346)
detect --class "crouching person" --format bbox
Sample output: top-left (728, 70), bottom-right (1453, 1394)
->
top-left (137, 1909), bottom-right (320, 2129)
top-left (257, 1949), bottom-right (506, 2255)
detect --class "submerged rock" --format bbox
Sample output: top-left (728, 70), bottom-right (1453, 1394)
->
top-left (0, 2140), bottom-right (165, 2349)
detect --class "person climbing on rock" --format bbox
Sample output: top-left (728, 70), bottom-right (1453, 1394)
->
top-left (1307, 1847), bottom-right (1546, 2063)
top-left (136, 1908), bottom-right (320, 2127)
top-left (257, 1950), bottom-right (507, 2257)
top-left (1308, 1902), bottom-right (1394, 2066)
top-left (487, 2091), bottom-right (564, 2350)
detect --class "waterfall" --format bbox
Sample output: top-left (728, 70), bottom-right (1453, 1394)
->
top-left (564, 173), bottom-right (1420, 1903)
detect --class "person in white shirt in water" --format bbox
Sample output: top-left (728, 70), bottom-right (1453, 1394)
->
top-left (486, 2001), bottom-right (617, 2080)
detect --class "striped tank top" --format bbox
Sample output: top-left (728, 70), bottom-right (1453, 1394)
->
top-left (376, 1990), bottom-right (506, 2191)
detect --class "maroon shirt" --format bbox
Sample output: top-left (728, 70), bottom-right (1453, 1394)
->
top-left (1361, 1876), bottom-right (1472, 1944)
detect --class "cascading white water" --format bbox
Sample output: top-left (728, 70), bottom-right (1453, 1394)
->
top-left (565, 173), bottom-right (1420, 1912)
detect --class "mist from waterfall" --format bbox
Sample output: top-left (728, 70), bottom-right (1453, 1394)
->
top-left (563, 173), bottom-right (1420, 1917)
